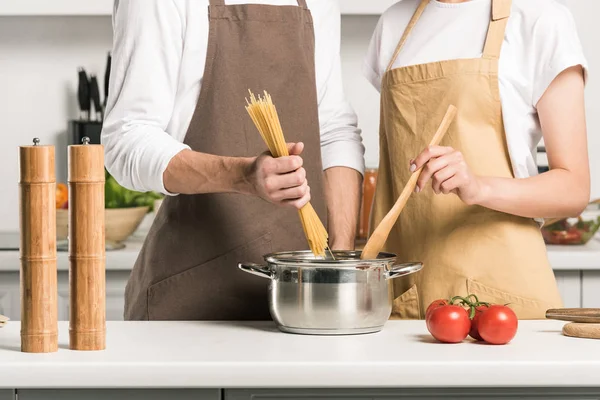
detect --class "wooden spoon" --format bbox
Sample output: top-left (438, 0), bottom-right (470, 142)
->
top-left (361, 105), bottom-right (458, 260)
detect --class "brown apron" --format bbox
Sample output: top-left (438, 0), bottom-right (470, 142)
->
top-left (124, 0), bottom-right (327, 321)
top-left (371, 0), bottom-right (563, 320)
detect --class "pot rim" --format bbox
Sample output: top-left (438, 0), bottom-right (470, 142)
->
top-left (264, 250), bottom-right (397, 267)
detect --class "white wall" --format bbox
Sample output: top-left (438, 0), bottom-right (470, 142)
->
top-left (0, 2), bottom-right (598, 232)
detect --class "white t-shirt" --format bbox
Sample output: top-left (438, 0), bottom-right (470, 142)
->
top-left (103, 0), bottom-right (365, 195)
top-left (363, 0), bottom-right (588, 181)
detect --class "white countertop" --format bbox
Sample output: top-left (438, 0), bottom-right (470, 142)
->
top-left (0, 320), bottom-right (599, 389)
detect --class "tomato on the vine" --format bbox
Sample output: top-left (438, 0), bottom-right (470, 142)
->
top-left (477, 305), bottom-right (518, 345)
top-left (426, 305), bottom-right (471, 344)
top-left (425, 299), bottom-right (449, 320)
top-left (468, 304), bottom-right (489, 341)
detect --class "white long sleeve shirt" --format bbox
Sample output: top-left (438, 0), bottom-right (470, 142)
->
top-left (102, 0), bottom-right (365, 195)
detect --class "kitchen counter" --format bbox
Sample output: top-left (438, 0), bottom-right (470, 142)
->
top-left (1, 320), bottom-right (600, 391)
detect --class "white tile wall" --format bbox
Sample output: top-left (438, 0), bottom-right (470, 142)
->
top-left (0, 2), bottom-right (598, 232)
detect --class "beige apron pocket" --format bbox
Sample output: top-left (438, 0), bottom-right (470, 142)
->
top-left (147, 233), bottom-right (273, 321)
top-left (391, 284), bottom-right (420, 320)
top-left (467, 279), bottom-right (549, 320)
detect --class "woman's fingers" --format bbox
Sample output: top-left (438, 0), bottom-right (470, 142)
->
top-left (415, 151), bottom-right (462, 192)
top-left (439, 176), bottom-right (461, 195)
top-left (432, 165), bottom-right (457, 194)
top-left (410, 146), bottom-right (454, 172)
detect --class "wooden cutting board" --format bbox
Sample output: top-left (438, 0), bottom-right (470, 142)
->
top-left (563, 323), bottom-right (600, 340)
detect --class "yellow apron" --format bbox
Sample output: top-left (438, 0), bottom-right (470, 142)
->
top-left (371, 0), bottom-right (563, 320)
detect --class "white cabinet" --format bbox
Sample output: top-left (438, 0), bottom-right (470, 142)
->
top-left (0, 0), bottom-right (392, 16)
top-left (225, 389), bottom-right (600, 399)
top-left (0, 391), bottom-right (15, 400)
top-left (17, 390), bottom-right (220, 400)
top-left (0, 271), bottom-right (129, 322)
top-left (582, 271), bottom-right (600, 308)
top-left (0, 274), bottom-right (19, 321)
top-left (554, 271), bottom-right (582, 308)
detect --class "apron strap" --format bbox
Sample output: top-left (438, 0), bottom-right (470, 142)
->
top-left (385, 0), bottom-right (429, 73)
top-left (297, 0), bottom-right (308, 7)
top-left (482, 0), bottom-right (512, 59)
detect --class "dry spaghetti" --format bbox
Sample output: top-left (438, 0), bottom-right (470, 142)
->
top-left (245, 90), bottom-right (330, 258)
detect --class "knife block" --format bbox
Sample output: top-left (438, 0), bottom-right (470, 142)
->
top-left (68, 140), bottom-right (106, 351)
top-left (68, 120), bottom-right (102, 146)
top-left (19, 139), bottom-right (58, 353)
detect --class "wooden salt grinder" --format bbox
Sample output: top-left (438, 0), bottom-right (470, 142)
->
top-left (68, 137), bottom-right (106, 351)
top-left (19, 138), bottom-right (58, 353)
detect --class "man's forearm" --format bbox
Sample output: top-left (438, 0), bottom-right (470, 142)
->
top-left (164, 149), bottom-right (253, 195)
top-left (323, 167), bottom-right (362, 250)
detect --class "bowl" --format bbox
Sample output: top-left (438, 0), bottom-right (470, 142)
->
top-left (542, 203), bottom-right (600, 245)
top-left (57, 206), bottom-right (150, 243)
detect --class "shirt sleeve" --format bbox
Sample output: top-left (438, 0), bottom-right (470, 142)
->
top-left (313, 0), bottom-right (366, 176)
top-left (363, 15), bottom-right (385, 92)
top-left (102, 0), bottom-right (190, 196)
top-left (531, 3), bottom-right (589, 107)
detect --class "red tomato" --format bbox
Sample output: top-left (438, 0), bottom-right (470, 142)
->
top-left (426, 305), bottom-right (471, 343)
top-left (468, 305), bottom-right (489, 341)
top-left (425, 299), bottom-right (449, 320)
top-left (477, 305), bottom-right (518, 345)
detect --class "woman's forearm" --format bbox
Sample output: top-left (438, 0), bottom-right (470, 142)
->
top-left (476, 169), bottom-right (590, 219)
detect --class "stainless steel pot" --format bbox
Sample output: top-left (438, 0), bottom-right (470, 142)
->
top-left (239, 250), bottom-right (422, 335)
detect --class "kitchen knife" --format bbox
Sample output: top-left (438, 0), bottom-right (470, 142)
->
top-left (546, 308), bottom-right (600, 323)
top-left (90, 75), bottom-right (102, 122)
top-left (104, 52), bottom-right (111, 109)
top-left (78, 68), bottom-right (91, 121)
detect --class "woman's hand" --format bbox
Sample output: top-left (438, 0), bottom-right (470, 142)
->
top-left (410, 146), bottom-right (485, 205)
top-left (247, 142), bottom-right (311, 210)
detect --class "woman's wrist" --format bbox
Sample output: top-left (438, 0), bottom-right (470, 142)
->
top-left (471, 176), bottom-right (493, 207)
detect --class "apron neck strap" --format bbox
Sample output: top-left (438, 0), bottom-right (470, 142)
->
top-left (209, 0), bottom-right (307, 6)
top-left (482, 0), bottom-right (512, 59)
top-left (385, 0), bottom-right (429, 73)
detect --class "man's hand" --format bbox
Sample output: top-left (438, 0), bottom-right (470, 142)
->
top-left (246, 142), bottom-right (311, 210)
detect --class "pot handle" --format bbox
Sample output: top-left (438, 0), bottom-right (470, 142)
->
top-left (238, 263), bottom-right (273, 280)
top-left (385, 262), bottom-right (423, 280)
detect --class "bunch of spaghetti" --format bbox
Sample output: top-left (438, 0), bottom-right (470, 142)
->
top-left (245, 90), bottom-right (329, 257)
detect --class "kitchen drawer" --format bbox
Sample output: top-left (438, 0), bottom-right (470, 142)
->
top-left (0, 390), bottom-right (15, 400)
top-left (16, 389), bottom-right (221, 400)
top-left (225, 388), bottom-right (600, 399)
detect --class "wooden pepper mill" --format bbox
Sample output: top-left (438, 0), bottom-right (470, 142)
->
top-left (68, 137), bottom-right (106, 351)
top-left (19, 138), bottom-right (58, 353)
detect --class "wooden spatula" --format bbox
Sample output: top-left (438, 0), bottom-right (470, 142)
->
top-left (361, 105), bottom-right (458, 260)
top-left (546, 308), bottom-right (600, 323)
